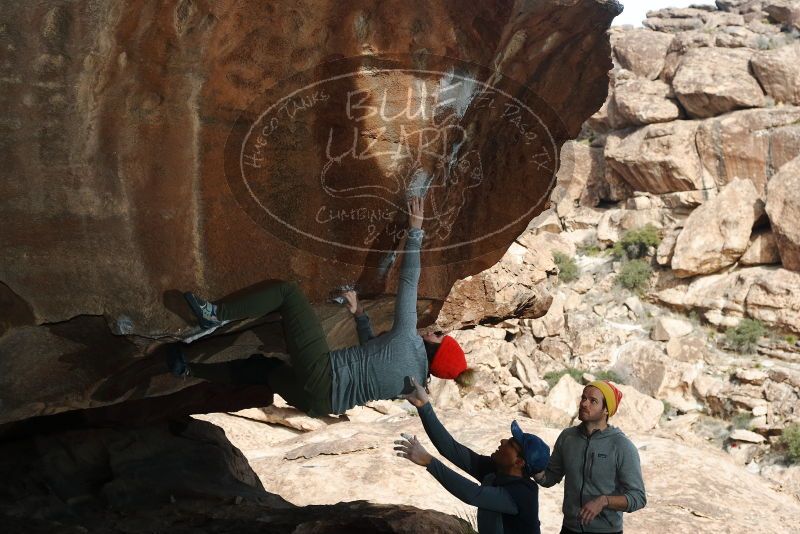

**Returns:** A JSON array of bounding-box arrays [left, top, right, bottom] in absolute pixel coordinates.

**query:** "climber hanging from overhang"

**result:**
[[165, 195, 475, 416]]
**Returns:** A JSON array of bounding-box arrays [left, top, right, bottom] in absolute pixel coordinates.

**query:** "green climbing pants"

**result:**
[[189, 281, 332, 416]]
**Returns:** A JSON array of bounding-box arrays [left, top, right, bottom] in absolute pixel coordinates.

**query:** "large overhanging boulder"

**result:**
[[0, 0, 621, 425]]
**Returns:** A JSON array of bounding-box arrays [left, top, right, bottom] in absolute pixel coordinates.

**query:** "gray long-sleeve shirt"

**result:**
[[418, 403, 541, 534], [328, 228, 428, 414], [538, 424, 646, 533]]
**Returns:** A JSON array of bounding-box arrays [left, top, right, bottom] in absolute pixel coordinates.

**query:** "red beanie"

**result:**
[[429, 335, 467, 379]]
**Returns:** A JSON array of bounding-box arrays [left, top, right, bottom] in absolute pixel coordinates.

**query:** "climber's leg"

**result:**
[[265, 362, 312, 413], [217, 282, 331, 415], [191, 281, 332, 415], [187, 354, 282, 385]]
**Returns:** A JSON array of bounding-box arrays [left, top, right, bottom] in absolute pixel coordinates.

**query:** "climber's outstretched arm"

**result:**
[[392, 196, 425, 333]]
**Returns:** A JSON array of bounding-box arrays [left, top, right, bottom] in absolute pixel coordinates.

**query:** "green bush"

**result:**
[[553, 251, 579, 283], [543, 367, 583, 388], [756, 35, 774, 50], [611, 224, 661, 260], [616, 259, 653, 292], [579, 244, 603, 257], [786, 334, 798, 346], [781, 423, 800, 464], [725, 319, 766, 353], [731, 412, 752, 430]]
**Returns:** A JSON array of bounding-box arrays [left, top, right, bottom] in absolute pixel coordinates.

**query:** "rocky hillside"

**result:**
[[432, 0, 800, 506]]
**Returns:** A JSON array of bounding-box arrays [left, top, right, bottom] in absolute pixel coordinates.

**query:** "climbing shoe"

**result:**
[[183, 291, 221, 329]]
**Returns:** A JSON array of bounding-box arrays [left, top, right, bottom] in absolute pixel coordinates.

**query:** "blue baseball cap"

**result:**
[[511, 420, 550, 477]]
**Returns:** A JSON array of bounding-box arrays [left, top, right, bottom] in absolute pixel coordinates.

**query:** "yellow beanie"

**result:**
[[588, 380, 623, 417]]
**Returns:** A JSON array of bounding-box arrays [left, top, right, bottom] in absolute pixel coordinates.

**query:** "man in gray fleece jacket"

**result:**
[[534, 380, 646, 534]]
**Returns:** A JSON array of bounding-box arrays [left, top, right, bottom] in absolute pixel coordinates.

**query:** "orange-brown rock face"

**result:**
[[0, 0, 619, 424]]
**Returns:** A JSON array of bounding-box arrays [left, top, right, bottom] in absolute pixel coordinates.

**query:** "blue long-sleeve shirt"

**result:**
[[418, 403, 542, 534], [328, 228, 428, 414]]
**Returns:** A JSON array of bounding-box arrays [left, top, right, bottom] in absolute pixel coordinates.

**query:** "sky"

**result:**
[[613, 0, 717, 27]]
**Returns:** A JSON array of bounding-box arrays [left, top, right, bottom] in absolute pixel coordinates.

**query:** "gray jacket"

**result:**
[[328, 228, 428, 414], [538, 424, 646, 533]]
